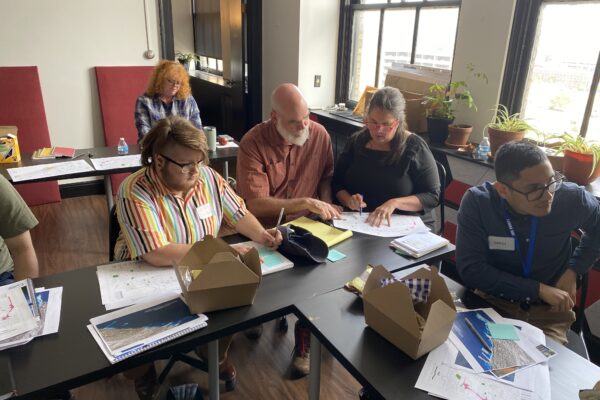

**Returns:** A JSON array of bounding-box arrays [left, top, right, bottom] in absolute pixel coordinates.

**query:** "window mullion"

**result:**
[[580, 51, 600, 138], [374, 9, 385, 87], [410, 6, 421, 64]]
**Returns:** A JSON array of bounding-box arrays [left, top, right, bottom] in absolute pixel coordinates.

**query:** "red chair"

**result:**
[[95, 66, 153, 195], [0, 66, 60, 205]]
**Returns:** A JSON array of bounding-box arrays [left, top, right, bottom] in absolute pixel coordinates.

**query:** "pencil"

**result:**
[[465, 317, 492, 353], [276, 207, 285, 228], [358, 194, 363, 217]]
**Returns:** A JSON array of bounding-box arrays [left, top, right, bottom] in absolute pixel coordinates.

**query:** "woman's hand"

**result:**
[[260, 228, 283, 250], [365, 200, 397, 227], [346, 193, 367, 212], [231, 243, 254, 255]]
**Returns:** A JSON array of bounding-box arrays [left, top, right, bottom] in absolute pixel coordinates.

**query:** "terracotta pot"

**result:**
[[487, 126, 526, 158], [447, 124, 473, 146], [427, 117, 454, 144], [563, 150, 600, 185]]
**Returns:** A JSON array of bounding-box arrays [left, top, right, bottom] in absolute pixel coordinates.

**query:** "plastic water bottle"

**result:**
[[477, 137, 490, 160], [117, 137, 128, 155]]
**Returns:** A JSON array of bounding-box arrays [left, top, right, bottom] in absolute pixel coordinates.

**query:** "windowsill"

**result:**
[[189, 70, 232, 88]]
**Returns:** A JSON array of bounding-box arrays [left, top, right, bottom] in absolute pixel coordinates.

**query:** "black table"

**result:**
[[296, 286, 600, 400], [0, 143, 239, 209], [8, 233, 454, 400]]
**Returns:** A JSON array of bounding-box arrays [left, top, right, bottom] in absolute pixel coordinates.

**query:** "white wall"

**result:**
[[0, 0, 161, 150], [298, 0, 339, 109], [451, 0, 517, 142], [172, 0, 195, 54], [261, 0, 301, 119]]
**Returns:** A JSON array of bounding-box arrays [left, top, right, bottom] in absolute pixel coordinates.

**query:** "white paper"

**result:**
[[7, 159, 94, 182], [0, 281, 39, 341], [35, 287, 63, 335], [216, 142, 238, 149], [90, 154, 142, 171], [96, 260, 182, 310], [332, 212, 430, 237]]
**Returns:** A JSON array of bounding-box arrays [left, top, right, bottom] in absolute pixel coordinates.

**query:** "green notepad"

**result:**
[[487, 322, 519, 340], [327, 249, 347, 262]]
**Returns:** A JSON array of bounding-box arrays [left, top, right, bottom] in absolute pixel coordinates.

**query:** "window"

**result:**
[[502, 1, 600, 140], [337, 0, 461, 103]]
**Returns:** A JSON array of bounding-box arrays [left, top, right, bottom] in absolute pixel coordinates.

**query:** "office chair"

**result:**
[[108, 206, 236, 391], [435, 161, 447, 236]]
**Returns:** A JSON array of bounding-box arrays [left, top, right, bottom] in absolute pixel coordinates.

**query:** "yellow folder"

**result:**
[[286, 216, 353, 248]]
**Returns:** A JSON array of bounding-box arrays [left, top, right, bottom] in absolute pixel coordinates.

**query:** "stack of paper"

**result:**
[[96, 261, 182, 310], [238, 241, 294, 275], [288, 216, 353, 247], [415, 308, 553, 400], [390, 232, 449, 258], [87, 294, 208, 364]]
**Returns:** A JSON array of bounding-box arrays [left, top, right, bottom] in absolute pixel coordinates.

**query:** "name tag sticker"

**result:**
[[488, 236, 515, 251], [196, 204, 212, 219]]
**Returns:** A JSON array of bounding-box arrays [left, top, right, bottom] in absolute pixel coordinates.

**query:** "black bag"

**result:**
[[277, 224, 328, 263]]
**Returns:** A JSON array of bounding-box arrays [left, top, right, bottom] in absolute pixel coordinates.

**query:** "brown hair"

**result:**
[[358, 86, 410, 165], [140, 116, 208, 166], [145, 60, 192, 99]]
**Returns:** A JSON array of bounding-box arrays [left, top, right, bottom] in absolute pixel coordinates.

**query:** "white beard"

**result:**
[[276, 120, 309, 146]]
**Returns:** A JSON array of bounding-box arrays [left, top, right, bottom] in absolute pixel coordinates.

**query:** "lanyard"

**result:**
[[501, 200, 538, 278]]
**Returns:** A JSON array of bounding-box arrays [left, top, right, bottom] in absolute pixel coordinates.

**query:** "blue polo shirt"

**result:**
[[456, 181, 600, 302]]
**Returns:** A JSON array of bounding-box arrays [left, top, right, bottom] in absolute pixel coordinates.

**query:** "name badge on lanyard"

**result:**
[[502, 199, 538, 278], [488, 236, 515, 251]]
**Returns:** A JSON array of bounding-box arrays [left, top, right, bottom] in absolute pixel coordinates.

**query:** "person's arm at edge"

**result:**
[[134, 97, 152, 141], [5, 231, 39, 280], [234, 212, 281, 249], [187, 96, 203, 129], [141, 243, 194, 267]]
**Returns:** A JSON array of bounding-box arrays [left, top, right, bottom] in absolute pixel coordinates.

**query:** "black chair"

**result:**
[[435, 161, 447, 236], [108, 205, 236, 391]]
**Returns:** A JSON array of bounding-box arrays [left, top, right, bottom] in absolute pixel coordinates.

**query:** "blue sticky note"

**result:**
[[327, 249, 347, 262], [487, 322, 519, 340]]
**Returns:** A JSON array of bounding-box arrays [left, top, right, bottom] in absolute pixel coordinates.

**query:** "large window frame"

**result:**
[[500, 0, 600, 138], [335, 0, 461, 105]]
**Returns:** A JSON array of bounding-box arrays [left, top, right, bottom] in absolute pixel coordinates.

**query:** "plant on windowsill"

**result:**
[[556, 132, 600, 185], [485, 104, 533, 159], [532, 130, 564, 172], [175, 51, 201, 73]]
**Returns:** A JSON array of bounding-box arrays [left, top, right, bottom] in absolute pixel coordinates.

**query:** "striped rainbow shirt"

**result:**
[[114, 165, 247, 261]]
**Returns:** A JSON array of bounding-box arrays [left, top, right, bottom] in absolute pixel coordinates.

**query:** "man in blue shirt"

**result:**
[[456, 141, 600, 343]]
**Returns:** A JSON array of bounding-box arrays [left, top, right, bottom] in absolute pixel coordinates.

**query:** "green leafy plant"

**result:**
[[557, 132, 600, 176], [422, 81, 476, 120], [175, 51, 200, 64], [486, 104, 533, 132]]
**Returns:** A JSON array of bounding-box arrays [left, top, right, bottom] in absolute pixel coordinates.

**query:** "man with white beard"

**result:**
[[236, 83, 341, 375]]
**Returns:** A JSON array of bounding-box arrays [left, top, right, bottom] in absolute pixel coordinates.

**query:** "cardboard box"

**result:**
[[362, 265, 456, 360], [0, 126, 20, 163], [174, 235, 262, 314]]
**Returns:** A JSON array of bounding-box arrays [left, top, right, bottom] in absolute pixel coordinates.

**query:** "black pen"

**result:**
[[465, 318, 492, 353]]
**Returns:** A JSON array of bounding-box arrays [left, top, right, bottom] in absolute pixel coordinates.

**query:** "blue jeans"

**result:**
[[0, 271, 15, 286]]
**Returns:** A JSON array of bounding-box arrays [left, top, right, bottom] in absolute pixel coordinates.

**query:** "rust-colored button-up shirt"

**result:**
[[236, 119, 334, 224]]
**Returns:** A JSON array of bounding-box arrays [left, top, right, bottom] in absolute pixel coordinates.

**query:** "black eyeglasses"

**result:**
[[159, 154, 203, 174], [500, 172, 564, 201]]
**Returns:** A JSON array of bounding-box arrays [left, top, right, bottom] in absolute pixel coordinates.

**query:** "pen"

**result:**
[[276, 207, 285, 228], [71, 152, 86, 160], [359, 194, 363, 217], [465, 317, 492, 353]]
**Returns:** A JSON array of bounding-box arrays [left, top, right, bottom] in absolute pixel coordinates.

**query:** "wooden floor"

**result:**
[[29, 195, 362, 400]]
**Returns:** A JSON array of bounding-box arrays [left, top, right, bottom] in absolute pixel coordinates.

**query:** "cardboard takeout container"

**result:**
[[174, 236, 262, 314]]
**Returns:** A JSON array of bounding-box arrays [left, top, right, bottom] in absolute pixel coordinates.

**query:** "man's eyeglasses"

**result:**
[[500, 172, 564, 201], [160, 154, 203, 174], [366, 120, 398, 132], [166, 78, 182, 87]]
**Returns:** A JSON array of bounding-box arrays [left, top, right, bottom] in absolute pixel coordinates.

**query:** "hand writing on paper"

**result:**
[[346, 193, 367, 212], [365, 200, 396, 227], [539, 283, 574, 312], [261, 228, 283, 250], [305, 198, 342, 221]]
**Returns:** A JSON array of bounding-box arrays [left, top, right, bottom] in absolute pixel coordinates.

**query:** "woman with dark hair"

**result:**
[[134, 60, 202, 141], [332, 86, 440, 227]]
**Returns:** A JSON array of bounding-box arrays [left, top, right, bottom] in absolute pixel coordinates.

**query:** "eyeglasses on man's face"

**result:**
[[366, 120, 398, 133], [500, 172, 564, 201], [160, 153, 203, 174]]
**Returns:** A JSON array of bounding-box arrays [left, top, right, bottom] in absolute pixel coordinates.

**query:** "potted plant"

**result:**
[[534, 131, 564, 172], [557, 133, 600, 185], [175, 51, 200, 73], [485, 104, 533, 158], [422, 81, 476, 145]]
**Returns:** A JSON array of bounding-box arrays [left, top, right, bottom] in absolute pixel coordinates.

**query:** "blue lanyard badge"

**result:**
[[501, 200, 538, 278]]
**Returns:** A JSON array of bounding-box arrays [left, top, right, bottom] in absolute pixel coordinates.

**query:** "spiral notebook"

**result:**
[[87, 293, 208, 364]]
